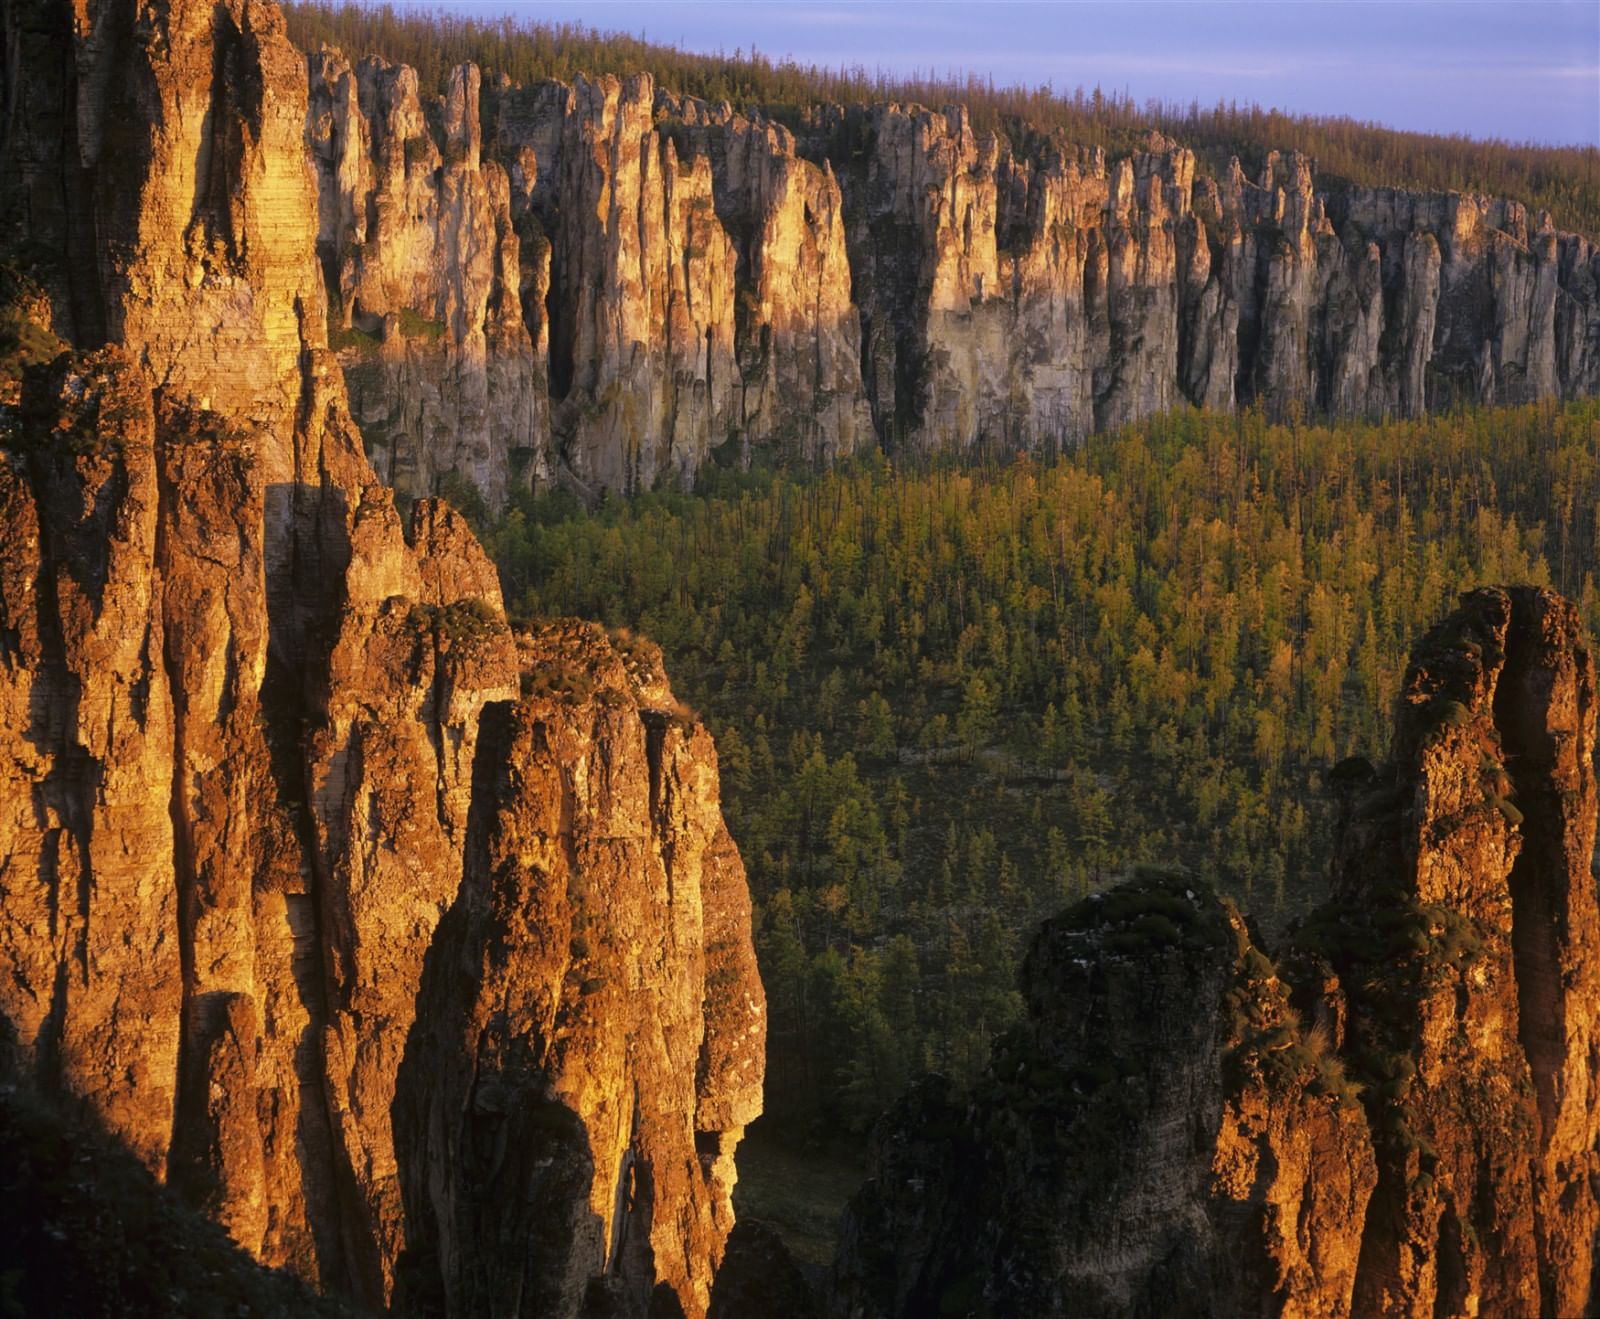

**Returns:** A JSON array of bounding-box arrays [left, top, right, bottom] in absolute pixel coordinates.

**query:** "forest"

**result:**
[[283, 2, 1600, 237], [463, 400, 1600, 1138]]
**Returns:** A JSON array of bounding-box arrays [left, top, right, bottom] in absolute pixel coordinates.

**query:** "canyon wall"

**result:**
[[299, 55, 1600, 507], [0, 2, 763, 1316], [832, 585, 1600, 1318]]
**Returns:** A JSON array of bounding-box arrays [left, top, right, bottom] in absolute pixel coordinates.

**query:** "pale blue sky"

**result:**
[[438, 1, 1600, 145]]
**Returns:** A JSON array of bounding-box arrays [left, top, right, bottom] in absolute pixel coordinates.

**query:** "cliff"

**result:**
[[0, 3, 763, 1316], [306, 52, 547, 510], [293, 51, 1599, 506], [832, 585, 1600, 1318]]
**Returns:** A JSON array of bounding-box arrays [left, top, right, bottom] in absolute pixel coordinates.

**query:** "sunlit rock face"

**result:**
[[0, 3, 764, 1316], [480, 72, 874, 495], [295, 45, 1599, 501], [306, 51, 548, 512], [832, 586, 1600, 1319], [393, 622, 764, 1319], [833, 114, 1600, 453], [1324, 586, 1600, 1319]]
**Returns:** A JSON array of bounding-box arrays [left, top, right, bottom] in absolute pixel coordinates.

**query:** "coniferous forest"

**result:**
[[469, 400, 1600, 1136]]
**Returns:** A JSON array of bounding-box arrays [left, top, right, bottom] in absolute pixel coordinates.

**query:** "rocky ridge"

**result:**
[[306, 52, 547, 510], [832, 586, 1600, 1318], [299, 54, 1600, 506], [0, 2, 763, 1316]]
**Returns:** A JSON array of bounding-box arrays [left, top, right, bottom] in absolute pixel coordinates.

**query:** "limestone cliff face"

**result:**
[[295, 50, 1600, 498], [484, 72, 872, 494], [835, 112, 1600, 451], [393, 623, 763, 1319], [0, 3, 764, 1317], [832, 586, 1600, 1318], [542, 73, 741, 495], [486, 71, 873, 492], [660, 93, 874, 467], [306, 51, 547, 510], [835, 109, 1210, 447]]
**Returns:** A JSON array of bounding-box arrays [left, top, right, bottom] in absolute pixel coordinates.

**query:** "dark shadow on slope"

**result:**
[[0, 1021, 356, 1319], [260, 478, 363, 1298]]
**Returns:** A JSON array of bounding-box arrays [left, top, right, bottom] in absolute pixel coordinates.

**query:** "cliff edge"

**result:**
[[291, 47, 1600, 506], [0, 2, 764, 1315]]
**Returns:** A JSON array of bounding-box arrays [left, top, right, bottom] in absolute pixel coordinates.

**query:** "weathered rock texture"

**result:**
[[1312, 586, 1600, 1319], [832, 586, 1600, 1318], [0, 3, 764, 1317], [306, 51, 547, 511], [393, 623, 763, 1319], [295, 49, 1599, 504], [829, 875, 1377, 1318]]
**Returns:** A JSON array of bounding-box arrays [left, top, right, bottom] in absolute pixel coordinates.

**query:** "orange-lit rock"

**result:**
[[0, 3, 765, 1316], [1319, 586, 1600, 1317], [394, 622, 764, 1318], [306, 51, 548, 510]]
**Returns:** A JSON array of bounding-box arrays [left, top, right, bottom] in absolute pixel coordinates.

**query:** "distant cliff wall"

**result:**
[[298, 55, 1600, 506]]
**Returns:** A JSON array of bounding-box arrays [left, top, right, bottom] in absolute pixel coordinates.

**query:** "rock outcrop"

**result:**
[[830, 874, 1377, 1318], [708, 1219, 823, 1319], [1308, 585, 1600, 1318], [393, 622, 763, 1319], [832, 586, 1600, 1318], [0, 3, 764, 1316], [293, 48, 1599, 504], [306, 51, 547, 511], [830, 112, 1599, 451]]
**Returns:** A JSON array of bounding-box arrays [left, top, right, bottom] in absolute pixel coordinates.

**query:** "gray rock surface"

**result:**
[[298, 55, 1600, 505]]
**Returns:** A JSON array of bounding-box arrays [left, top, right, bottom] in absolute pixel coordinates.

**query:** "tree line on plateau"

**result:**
[[286, 2, 1600, 240]]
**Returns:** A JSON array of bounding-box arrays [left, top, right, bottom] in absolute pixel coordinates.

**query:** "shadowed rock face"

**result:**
[[0, 3, 764, 1316], [832, 586, 1600, 1319], [295, 49, 1599, 504]]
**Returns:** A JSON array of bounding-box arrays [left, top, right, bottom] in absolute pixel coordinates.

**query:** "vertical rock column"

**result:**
[[1313, 586, 1599, 1318], [700, 105, 874, 463], [306, 52, 546, 511], [0, 363, 182, 1175], [540, 74, 738, 493], [2, 5, 770, 1316], [1480, 590, 1600, 1318], [393, 623, 764, 1319]]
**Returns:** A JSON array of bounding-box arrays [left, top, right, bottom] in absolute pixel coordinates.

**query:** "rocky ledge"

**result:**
[[297, 49, 1599, 506]]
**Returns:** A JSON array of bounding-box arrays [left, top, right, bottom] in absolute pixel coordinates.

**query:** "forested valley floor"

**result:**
[[469, 401, 1599, 1153]]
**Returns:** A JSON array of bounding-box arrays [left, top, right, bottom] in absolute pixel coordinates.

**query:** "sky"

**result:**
[[439, 1, 1600, 146]]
